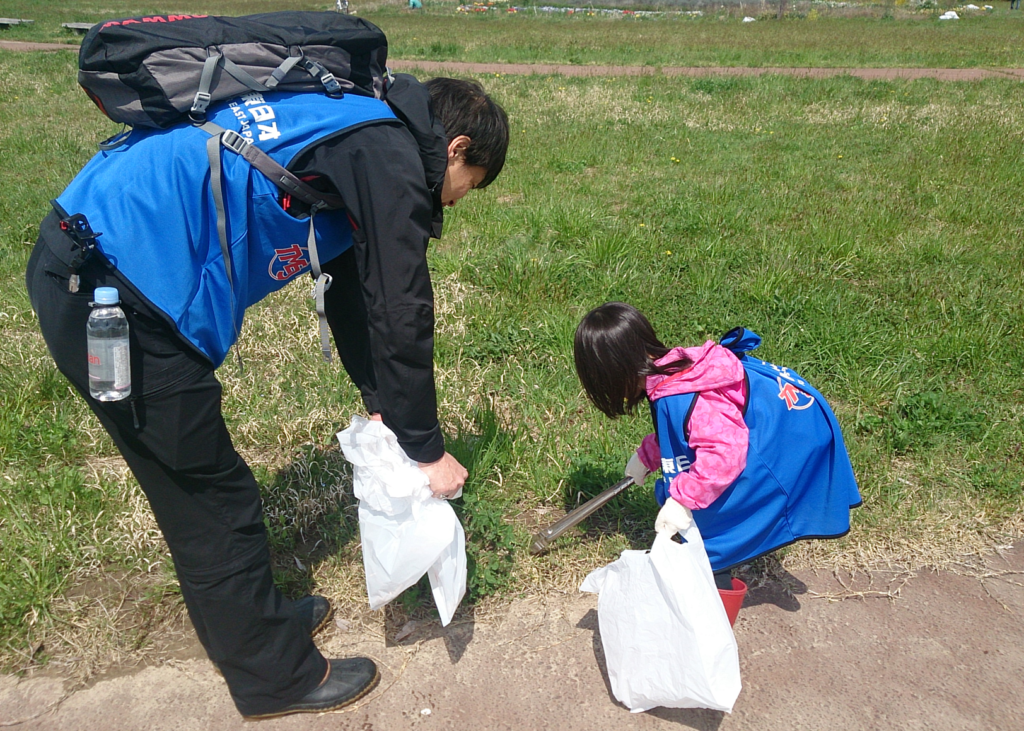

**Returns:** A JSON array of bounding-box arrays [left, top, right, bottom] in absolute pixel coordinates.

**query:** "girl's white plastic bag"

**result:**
[[580, 526, 741, 713], [337, 415, 466, 625]]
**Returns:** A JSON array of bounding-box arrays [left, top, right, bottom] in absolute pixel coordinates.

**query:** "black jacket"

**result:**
[[289, 74, 448, 463]]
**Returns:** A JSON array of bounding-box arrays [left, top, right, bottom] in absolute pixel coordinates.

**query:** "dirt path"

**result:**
[[2, 41, 1022, 80], [3, 544, 1021, 730]]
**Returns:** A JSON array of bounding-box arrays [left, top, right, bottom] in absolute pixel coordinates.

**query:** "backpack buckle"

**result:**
[[57, 211, 102, 270], [190, 90, 213, 116], [220, 129, 250, 154], [311, 272, 333, 298], [320, 72, 343, 97]]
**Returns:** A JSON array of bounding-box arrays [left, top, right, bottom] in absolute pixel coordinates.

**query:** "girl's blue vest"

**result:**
[[57, 91, 397, 366], [652, 329, 862, 571]]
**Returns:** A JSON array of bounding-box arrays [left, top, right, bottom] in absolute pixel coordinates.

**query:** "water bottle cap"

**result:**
[[93, 287, 120, 305]]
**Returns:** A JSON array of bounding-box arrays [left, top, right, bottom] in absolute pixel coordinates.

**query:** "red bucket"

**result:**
[[718, 578, 747, 627]]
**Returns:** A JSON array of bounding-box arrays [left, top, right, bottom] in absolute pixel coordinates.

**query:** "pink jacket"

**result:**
[[636, 342, 749, 511]]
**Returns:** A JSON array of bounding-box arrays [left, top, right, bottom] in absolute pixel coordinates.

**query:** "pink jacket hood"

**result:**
[[646, 341, 745, 400]]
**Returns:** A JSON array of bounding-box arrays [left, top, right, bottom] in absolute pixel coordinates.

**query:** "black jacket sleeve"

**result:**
[[291, 121, 445, 463]]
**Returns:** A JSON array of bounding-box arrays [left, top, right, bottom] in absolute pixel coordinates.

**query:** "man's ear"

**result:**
[[447, 135, 472, 162]]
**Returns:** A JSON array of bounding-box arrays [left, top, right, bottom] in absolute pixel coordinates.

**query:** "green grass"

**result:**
[[1, 0, 1024, 67], [1, 7, 1024, 669], [382, 9, 1024, 68]]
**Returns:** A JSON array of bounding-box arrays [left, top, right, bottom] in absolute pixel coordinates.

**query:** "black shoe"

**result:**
[[295, 595, 334, 638], [245, 658, 380, 719]]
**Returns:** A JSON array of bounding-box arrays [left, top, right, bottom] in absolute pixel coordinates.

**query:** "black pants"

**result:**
[[25, 214, 326, 716], [714, 569, 735, 591]]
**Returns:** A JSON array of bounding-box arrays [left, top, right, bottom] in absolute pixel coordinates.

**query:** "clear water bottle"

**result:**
[[87, 287, 131, 401]]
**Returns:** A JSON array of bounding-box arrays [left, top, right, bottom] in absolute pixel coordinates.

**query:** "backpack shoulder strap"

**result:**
[[199, 121, 345, 363], [198, 122, 344, 209]]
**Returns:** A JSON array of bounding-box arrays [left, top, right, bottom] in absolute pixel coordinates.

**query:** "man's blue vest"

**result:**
[[653, 329, 862, 571], [57, 91, 397, 366]]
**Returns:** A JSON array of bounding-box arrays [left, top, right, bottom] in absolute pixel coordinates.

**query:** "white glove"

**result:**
[[655, 498, 694, 535], [624, 452, 649, 486]]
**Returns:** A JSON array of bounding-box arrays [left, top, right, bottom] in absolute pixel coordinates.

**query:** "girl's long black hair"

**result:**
[[573, 302, 693, 418]]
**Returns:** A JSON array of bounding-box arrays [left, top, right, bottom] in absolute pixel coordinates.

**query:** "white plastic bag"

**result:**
[[580, 526, 741, 713], [337, 415, 466, 625]]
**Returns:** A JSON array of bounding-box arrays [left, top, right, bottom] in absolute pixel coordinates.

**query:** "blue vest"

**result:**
[[653, 329, 862, 571], [57, 91, 397, 366]]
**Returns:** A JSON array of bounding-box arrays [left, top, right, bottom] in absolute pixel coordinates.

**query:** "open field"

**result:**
[[1, 0, 1024, 67], [1, 3, 1023, 678]]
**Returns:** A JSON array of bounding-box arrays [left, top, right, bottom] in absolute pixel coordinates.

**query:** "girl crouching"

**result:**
[[574, 302, 861, 590]]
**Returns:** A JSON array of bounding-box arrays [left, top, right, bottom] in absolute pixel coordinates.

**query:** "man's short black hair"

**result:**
[[425, 77, 509, 188]]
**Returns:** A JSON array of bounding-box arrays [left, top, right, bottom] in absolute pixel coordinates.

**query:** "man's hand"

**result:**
[[418, 452, 468, 499], [655, 498, 694, 535], [369, 414, 465, 499]]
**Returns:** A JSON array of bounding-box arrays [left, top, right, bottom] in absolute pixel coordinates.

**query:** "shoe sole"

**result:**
[[310, 602, 334, 638], [243, 666, 381, 720]]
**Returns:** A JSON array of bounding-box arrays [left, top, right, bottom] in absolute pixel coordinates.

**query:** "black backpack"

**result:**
[[78, 11, 390, 128], [75, 11, 393, 363]]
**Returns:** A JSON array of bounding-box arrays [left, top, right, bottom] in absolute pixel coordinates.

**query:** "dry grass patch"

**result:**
[[525, 83, 674, 126], [801, 96, 1024, 132]]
